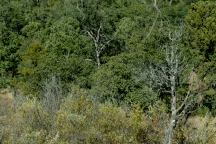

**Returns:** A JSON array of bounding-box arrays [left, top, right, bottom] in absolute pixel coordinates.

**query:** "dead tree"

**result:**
[[86, 24, 111, 68], [149, 28, 201, 144], [164, 30, 183, 144]]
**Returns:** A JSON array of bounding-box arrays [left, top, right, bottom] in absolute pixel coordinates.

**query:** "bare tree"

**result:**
[[149, 27, 203, 144], [86, 24, 111, 68], [163, 30, 184, 144], [42, 76, 63, 115]]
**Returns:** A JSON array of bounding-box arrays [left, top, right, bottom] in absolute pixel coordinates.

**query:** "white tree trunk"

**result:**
[[165, 75, 177, 144], [96, 50, 101, 68]]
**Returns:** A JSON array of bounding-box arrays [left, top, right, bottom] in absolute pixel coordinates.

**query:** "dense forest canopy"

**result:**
[[0, 0, 216, 143]]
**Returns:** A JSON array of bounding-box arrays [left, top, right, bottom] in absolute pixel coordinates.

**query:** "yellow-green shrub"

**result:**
[[56, 95, 148, 144]]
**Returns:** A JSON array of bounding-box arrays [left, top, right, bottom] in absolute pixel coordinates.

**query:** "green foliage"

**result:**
[[185, 1, 216, 115], [185, 1, 216, 61], [91, 54, 134, 102], [17, 16, 95, 95], [91, 52, 157, 108], [0, 0, 216, 143]]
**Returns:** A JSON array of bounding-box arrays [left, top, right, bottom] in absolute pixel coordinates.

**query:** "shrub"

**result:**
[[56, 93, 148, 144]]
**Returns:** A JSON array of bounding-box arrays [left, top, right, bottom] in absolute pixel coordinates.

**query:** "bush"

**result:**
[[183, 115, 216, 144], [2, 88, 214, 144], [56, 93, 149, 144]]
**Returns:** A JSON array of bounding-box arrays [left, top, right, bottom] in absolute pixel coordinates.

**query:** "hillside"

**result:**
[[0, 0, 216, 143]]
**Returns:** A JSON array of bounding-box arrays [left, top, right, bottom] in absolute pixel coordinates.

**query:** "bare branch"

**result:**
[[96, 24, 102, 42], [85, 24, 111, 68], [153, 0, 160, 12], [176, 91, 191, 113], [169, 0, 173, 6], [144, 0, 161, 42], [144, 13, 159, 42], [86, 30, 96, 43]]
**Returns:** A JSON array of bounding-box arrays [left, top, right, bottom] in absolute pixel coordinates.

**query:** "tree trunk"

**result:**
[[165, 75, 177, 144], [166, 98, 176, 144], [96, 50, 100, 68]]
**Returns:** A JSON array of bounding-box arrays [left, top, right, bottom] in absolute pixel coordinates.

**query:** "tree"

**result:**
[[162, 30, 185, 144], [91, 53, 136, 102], [17, 16, 95, 96], [0, 1, 26, 87], [185, 1, 216, 115], [86, 24, 111, 68], [150, 28, 204, 144]]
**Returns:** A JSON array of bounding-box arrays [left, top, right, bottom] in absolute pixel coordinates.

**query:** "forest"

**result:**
[[0, 0, 216, 143]]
